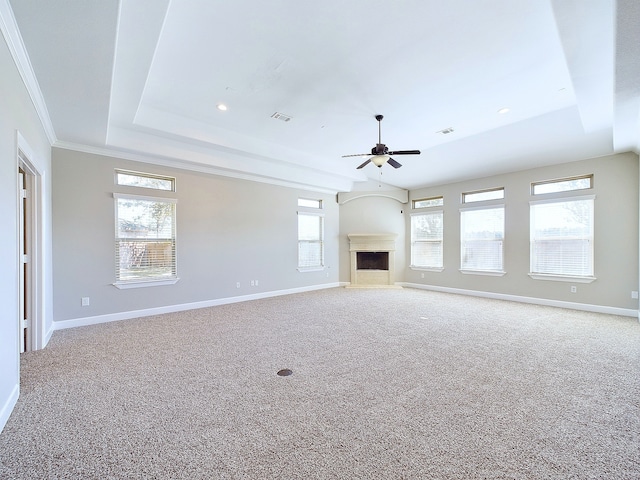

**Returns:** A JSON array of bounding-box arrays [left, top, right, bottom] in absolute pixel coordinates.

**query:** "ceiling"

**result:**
[[6, 0, 640, 193]]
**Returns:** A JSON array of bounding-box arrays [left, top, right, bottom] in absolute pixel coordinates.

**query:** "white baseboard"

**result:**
[[401, 282, 639, 318], [51, 281, 640, 331], [43, 323, 54, 347], [0, 383, 19, 434], [53, 282, 343, 331]]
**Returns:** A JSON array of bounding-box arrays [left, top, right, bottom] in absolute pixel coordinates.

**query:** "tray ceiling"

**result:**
[[6, 0, 640, 192]]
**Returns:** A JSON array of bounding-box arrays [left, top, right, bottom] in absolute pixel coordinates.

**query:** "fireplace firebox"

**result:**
[[356, 251, 389, 270]]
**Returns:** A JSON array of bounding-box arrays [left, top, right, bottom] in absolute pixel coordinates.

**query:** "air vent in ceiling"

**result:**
[[437, 127, 454, 135], [271, 112, 292, 122]]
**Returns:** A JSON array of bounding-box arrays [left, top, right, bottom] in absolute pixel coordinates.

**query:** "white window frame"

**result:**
[[298, 198, 322, 209], [528, 194, 596, 283], [412, 196, 444, 209], [531, 174, 593, 196], [115, 169, 176, 191], [297, 204, 325, 272], [113, 193, 179, 289], [410, 210, 444, 271], [459, 204, 505, 276], [462, 187, 504, 204]]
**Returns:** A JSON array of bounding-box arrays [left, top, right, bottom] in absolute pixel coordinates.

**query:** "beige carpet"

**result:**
[[1, 288, 639, 479]]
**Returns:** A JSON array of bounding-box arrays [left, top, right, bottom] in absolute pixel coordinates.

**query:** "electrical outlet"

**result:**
[[81, 297, 90, 307], [255, 280, 259, 286], [570, 286, 577, 293], [250, 280, 255, 287], [236, 282, 240, 288], [632, 291, 638, 299]]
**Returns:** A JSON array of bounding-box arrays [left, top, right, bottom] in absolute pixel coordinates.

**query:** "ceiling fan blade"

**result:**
[[387, 158, 402, 169], [344, 115, 419, 164], [387, 149, 421, 155]]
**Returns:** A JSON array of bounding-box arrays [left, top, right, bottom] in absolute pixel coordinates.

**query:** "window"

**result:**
[[114, 194, 177, 286], [462, 187, 504, 204], [298, 198, 322, 209], [413, 196, 443, 209], [115, 169, 175, 191], [530, 196, 594, 279], [298, 213, 324, 269], [411, 211, 443, 269], [532, 175, 592, 195], [412, 195, 444, 270], [460, 206, 504, 273], [297, 198, 324, 270]]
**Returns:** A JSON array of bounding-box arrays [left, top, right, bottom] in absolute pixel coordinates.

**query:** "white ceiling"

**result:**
[[7, 0, 640, 193]]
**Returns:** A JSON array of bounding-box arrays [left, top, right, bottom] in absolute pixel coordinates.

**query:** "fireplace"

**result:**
[[347, 233, 399, 288]]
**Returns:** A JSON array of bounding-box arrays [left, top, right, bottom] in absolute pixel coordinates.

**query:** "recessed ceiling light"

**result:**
[[497, 107, 510, 114], [217, 103, 228, 111]]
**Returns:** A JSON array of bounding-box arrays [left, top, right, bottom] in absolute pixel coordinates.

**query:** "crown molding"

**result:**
[[0, 0, 56, 145]]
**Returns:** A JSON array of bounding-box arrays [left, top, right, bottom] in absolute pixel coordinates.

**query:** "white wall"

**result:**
[[0, 19, 52, 431], [51, 148, 340, 325], [403, 153, 639, 313]]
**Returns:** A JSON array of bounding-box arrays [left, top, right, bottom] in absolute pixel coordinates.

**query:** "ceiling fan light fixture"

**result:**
[[371, 155, 389, 167]]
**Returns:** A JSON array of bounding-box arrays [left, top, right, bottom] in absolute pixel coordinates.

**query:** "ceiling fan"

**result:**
[[342, 114, 421, 169]]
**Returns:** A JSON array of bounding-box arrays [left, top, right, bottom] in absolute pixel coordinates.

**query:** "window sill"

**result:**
[[113, 278, 180, 289], [459, 269, 506, 277], [410, 266, 444, 272], [297, 266, 324, 273], [528, 273, 596, 283]]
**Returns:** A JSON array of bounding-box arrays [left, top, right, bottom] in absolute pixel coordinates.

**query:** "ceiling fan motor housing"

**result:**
[[371, 143, 388, 155]]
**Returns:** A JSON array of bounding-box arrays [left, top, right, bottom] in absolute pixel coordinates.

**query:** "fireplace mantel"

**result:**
[[348, 233, 397, 253], [347, 233, 401, 288]]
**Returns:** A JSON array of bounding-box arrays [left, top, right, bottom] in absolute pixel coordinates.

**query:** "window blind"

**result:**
[[411, 211, 443, 268], [530, 197, 593, 276], [298, 213, 324, 268], [115, 196, 177, 282], [460, 206, 504, 272]]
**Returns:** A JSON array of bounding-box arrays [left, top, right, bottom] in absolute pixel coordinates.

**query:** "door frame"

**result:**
[[16, 132, 44, 351]]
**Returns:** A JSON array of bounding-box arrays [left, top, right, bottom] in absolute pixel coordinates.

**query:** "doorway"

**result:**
[[17, 138, 42, 352]]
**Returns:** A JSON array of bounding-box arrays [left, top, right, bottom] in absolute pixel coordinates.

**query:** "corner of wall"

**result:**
[[0, 383, 19, 434]]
